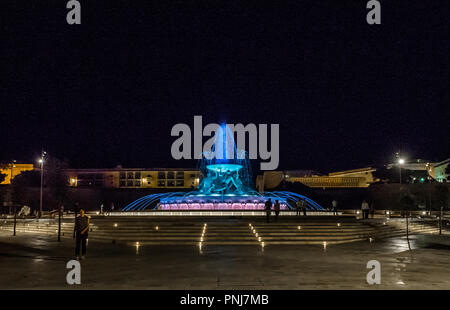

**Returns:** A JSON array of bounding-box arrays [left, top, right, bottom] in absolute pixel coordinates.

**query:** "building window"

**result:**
[[127, 180, 133, 187], [157, 181, 165, 187], [127, 172, 134, 179], [120, 172, 126, 179], [167, 180, 175, 186], [176, 172, 184, 179], [157, 172, 165, 179], [167, 172, 175, 179], [135, 181, 141, 186], [176, 180, 184, 187], [135, 172, 141, 179], [120, 181, 125, 187]]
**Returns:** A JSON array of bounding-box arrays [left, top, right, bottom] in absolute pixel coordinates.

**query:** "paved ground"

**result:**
[[0, 231, 449, 289]]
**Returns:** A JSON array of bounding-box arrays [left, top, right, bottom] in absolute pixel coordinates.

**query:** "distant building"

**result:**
[[258, 167, 377, 190], [0, 163, 34, 185], [431, 158, 449, 183], [387, 158, 433, 173], [387, 158, 450, 183], [64, 167, 201, 189]]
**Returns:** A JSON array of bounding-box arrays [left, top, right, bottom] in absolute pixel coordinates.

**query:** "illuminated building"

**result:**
[[258, 167, 377, 190], [64, 167, 201, 189], [432, 158, 449, 183], [387, 158, 450, 183], [0, 163, 34, 185]]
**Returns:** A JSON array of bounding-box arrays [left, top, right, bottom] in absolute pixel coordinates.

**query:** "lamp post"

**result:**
[[12, 160, 17, 234], [10, 160, 16, 184], [398, 158, 405, 184], [8, 160, 16, 215], [39, 150, 46, 218]]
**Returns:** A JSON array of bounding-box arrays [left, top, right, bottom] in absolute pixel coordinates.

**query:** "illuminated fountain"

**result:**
[[123, 124, 324, 211]]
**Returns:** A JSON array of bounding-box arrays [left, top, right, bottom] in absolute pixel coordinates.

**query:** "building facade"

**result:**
[[432, 158, 450, 182], [64, 167, 201, 189], [258, 167, 377, 190], [0, 163, 34, 185]]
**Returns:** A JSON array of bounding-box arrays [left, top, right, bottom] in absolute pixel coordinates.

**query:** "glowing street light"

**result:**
[[38, 150, 47, 218], [397, 156, 405, 184]]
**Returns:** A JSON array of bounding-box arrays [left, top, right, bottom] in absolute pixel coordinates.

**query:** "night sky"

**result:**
[[1, 0, 448, 173]]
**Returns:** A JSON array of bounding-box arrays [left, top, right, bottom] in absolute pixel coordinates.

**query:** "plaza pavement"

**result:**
[[0, 230, 449, 289]]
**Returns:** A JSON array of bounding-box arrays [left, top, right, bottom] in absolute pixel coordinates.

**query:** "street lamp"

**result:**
[[10, 160, 16, 235], [398, 158, 405, 184], [10, 160, 16, 184], [38, 150, 46, 218]]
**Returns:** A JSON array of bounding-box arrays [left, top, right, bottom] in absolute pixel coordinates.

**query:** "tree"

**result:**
[[11, 156, 71, 211], [0, 172, 6, 184], [43, 156, 71, 210], [434, 184, 449, 211], [399, 193, 415, 210]]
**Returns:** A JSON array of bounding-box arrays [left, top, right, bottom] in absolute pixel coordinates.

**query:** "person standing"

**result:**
[[369, 201, 375, 219], [296, 200, 302, 216], [265, 198, 272, 223], [332, 200, 338, 216], [361, 200, 369, 219], [74, 209, 90, 260], [274, 200, 280, 222]]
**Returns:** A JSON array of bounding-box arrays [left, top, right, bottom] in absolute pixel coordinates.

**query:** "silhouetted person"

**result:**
[[265, 198, 272, 223], [274, 200, 280, 222], [370, 201, 375, 218], [296, 200, 302, 216], [361, 200, 369, 219], [74, 209, 90, 260], [332, 200, 338, 216]]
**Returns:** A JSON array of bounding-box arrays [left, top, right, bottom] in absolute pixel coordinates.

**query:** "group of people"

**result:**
[[264, 198, 309, 222], [328, 199, 375, 219], [264, 198, 281, 222]]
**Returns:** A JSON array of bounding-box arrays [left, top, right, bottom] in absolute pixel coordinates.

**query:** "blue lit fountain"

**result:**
[[122, 124, 324, 211]]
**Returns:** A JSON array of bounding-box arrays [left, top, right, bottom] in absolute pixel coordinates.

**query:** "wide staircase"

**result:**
[[0, 216, 441, 246]]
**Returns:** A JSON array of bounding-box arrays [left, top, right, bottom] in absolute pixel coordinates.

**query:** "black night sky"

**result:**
[[1, 1, 448, 173]]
